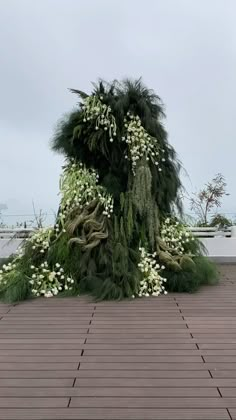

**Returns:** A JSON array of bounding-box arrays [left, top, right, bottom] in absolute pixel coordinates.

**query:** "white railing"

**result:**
[[0, 229, 35, 259], [189, 227, 232, 238], [0, 228, 34, 239], [189, 226, 236, 259], [1, 227, 236, 260]]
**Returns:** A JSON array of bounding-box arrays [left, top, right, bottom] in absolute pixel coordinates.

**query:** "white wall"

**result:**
[[201, 237, 236, 257], [0, 239, 24, 258]]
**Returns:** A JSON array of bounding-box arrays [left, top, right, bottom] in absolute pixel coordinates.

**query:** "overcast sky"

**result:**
[[0, 0, 235, 225]]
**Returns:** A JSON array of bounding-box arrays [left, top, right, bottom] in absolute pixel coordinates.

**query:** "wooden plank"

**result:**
[[83, 349, 200, 356], [0, 363, 78, 371], [83, 343, 198, 349], [88, 329, 190, 333], [0, 408, 229, 419], [0, 345, 84, 350], [75, 378, 236, 387], [70, 397, 236, 408], [86, 338, 195, 343], [0, 386, 218, 397], [0, 356, 82, 363], [0, 370, 211, 379], [0, 378, 73, 387], [220, 389, 236, 397], [211, 371, 236, 378], [79, 356, 203, 363], [82, 355, 203, 362], [199, 344, 236, 349], [0, 350, 82, 356], [77, 370, 210, 378], [203, 357, 236, 363], [79, 362, 236, 371], [0, 398, 69, 407]]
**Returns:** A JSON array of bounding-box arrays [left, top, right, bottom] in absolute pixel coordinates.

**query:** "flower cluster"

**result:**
[[122, 113, 165, 174], [81, 95, 117, 142], [161, 218, 195, 254], [137, 247, 167, 297], [59, 160, 114, 225], [29, 262, 74, 298], [0, 261, 17, 285], [28, 227, 54, 254]]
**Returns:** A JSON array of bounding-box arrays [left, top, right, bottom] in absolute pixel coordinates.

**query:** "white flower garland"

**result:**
[[161, 218, 195, 254], [58, 161, 113, 230], [136, 247, 167, 297], [29, 262, 74, 298], [122, 113, 165, 174], [28, 227, 54, 253], [81, 95, 117, 142], [0, 261, 17, 286]]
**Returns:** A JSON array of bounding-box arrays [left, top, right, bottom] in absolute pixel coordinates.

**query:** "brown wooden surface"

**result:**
[[0, 264, 235, 419]]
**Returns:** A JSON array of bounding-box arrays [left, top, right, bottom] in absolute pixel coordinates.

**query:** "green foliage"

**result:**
[[0, 271, 31, 303], [210, 214, 233, 229], [165, 256, 219, 293]]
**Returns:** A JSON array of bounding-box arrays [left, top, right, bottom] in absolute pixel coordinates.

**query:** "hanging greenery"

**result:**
[[0, 78, 218, 302]]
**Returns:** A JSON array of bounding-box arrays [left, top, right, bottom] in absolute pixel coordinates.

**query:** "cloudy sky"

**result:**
[[0, 0, 235, 225]]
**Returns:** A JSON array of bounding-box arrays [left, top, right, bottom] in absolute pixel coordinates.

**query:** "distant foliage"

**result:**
[[190, 173, 229, 226]]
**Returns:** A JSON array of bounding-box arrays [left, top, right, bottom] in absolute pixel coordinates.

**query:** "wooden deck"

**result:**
[[0, 265, 235, 419]]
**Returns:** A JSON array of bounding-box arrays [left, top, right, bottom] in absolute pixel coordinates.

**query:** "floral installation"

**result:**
[[0, 79, 218, 302]]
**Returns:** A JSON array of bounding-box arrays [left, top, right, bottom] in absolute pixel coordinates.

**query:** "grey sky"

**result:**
[[0, 0, 235, 224]]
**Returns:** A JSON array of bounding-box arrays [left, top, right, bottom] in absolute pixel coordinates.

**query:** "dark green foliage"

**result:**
[[165, 256, 219, 293], [0, 271, 31, 303], [210, 214, 233, 229]]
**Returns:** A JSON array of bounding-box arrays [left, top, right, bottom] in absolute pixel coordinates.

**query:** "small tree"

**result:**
[[32, 201, 47, 229], [190, 173, 229, 226]]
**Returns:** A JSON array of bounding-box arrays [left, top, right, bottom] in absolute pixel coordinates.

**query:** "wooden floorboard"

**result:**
[[0, 264, 235, 419]]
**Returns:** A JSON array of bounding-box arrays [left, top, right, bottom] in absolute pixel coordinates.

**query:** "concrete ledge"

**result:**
[[210, 256, 236, 264], [201, 237, 236, 258]]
